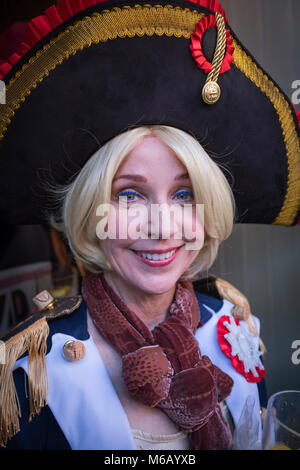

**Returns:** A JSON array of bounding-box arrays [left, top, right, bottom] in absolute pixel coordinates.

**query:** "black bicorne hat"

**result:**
[[0, 0, 299, 225]]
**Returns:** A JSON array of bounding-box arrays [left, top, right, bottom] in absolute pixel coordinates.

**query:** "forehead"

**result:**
[[114, 136, 188, 178]]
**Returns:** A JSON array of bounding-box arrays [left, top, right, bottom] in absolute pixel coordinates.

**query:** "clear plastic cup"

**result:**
[[262, 390, 300, 450]]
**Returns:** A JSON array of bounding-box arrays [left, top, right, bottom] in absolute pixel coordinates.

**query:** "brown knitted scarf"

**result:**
[[82, 271, 234, 450]]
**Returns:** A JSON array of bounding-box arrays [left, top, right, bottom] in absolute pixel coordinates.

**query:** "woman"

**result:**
[[54, 125, 236, 447], [0, 0, 299, 451], [0, 125, 265, 450]]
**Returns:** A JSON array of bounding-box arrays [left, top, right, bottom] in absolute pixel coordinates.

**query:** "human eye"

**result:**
[[115, 190, 143, 203], [174, 189, 194, 202]]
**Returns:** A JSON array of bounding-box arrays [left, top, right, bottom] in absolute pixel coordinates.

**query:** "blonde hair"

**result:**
[[48, 125, 235, 280]]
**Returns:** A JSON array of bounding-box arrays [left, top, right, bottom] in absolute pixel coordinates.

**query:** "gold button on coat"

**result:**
[[62, 340, 86, 362]]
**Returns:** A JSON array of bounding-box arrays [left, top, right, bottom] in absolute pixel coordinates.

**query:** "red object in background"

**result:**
[[0, 0, 108, 78], [297, 111, 300, 225], [0, 22, 27, 65]]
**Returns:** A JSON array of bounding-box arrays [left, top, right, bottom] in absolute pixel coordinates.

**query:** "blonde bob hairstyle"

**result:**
[[49, 125, 235, 281]]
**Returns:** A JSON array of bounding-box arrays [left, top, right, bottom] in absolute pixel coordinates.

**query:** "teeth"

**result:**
[[136, 249, 176, 261]]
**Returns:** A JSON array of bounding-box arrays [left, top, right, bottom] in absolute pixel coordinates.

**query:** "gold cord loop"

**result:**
[[202, 12, 227, 105]]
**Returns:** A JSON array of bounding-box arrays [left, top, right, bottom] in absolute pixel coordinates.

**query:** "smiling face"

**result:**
[[99, 135, 204, 296]]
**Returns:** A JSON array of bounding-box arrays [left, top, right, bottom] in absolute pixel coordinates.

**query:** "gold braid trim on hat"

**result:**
[[206, 13, 227, 83], [0, 317, 49, 447], [0, 4, 204, 142], [232, 41, 300, 226], [202, 12, 226, 104]]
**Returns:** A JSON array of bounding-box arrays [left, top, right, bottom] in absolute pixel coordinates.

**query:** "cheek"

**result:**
[[107, 205, 144, 242], [189, 246, 201, 263], [100, 239, 130, 274], [101, 238, 130, 257], [180, 206, 205, 250], [100, 209, 134, 257]]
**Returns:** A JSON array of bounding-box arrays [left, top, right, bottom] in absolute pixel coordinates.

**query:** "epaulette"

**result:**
[[0, 291, 82, 447], [193, 274, 267, 354]]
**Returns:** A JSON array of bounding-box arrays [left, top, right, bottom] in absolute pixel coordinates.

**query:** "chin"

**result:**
[[134, 271, 181, 295]]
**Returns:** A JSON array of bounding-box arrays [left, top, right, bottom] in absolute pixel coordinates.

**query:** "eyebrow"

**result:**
[[113, 172, 190, 182]]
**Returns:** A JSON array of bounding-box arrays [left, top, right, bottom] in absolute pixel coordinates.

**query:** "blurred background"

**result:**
[[0, 0, 299, 395]]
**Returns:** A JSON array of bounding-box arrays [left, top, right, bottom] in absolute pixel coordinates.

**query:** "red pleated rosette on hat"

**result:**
[[190, 13, 234, 75], [217, 315, 266, 383]]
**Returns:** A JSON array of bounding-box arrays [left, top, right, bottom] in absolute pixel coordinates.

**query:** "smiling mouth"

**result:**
[[130, 246, 183, 266], [134, 249, 176, 261]]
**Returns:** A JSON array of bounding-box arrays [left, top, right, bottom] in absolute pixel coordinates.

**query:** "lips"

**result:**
[[135, 248, 176, 261], [131, 245, 183, 267], [131, 245, 184, 254]]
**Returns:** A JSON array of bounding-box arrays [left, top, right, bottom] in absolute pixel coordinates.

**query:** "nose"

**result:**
[[142, 202, 184, 241]]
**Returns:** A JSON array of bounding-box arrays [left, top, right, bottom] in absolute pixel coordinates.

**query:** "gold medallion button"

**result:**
[[202, 81, 221, 104], [62, 340, 86, 362]]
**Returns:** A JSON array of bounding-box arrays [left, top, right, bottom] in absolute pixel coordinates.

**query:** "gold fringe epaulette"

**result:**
[[0, 294, 82, 447]]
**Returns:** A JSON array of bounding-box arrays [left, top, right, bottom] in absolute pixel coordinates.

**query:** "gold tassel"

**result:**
[[0, 317, 49, 447], [215, 278, 267, 355], [27, 320, 49, 422]]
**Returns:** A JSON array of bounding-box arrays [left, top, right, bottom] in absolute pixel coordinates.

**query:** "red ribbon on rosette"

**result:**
[[217, 315, 266, 383], [190, 14, 234, 75]]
